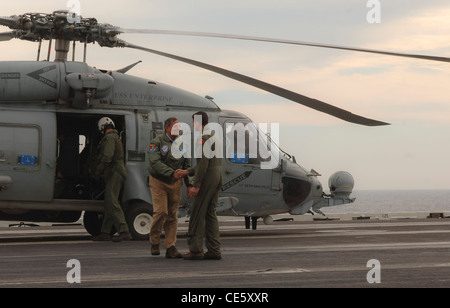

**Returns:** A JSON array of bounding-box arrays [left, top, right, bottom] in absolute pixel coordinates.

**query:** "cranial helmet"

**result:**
[[98, 117, 115, 133]]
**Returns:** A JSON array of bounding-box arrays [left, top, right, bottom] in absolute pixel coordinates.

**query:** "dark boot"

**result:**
[[91, 233, 111, 242], [166, 246, 182, 259], [112, 231, 132, 242], [182, 251, 205, 260], [151, 244, 160, 256], [203, 251, 222, 260]]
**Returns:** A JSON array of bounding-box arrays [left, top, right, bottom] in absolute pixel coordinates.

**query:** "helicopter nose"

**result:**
[[281, 162, 313, 209], [282, 176, 312, 209]]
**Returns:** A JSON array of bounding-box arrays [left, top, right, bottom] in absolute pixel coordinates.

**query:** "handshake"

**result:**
[[173, 169, 199, 198], [174, 169, 189, 180]]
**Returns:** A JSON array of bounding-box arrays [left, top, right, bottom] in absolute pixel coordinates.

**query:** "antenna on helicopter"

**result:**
[[37, 39, 42, 61]]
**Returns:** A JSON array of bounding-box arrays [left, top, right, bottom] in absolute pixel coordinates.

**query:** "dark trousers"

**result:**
[[101, 171, 128, 234], [187, 177, 221, 256]]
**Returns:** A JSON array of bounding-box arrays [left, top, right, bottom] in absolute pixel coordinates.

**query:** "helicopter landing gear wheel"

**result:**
[[263, 215, 274, 225], [126, 203, 153, 241], [83, 211, 103, 237]]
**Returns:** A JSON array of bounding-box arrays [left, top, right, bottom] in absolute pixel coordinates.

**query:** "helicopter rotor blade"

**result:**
[[120, 29, 450, 63], [124, 41, 389, 126], [0, 16, 19, 29], [0, 31, 15, 42]]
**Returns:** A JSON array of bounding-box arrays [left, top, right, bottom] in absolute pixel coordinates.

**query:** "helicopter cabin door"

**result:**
[[0, 110, 56, 202]]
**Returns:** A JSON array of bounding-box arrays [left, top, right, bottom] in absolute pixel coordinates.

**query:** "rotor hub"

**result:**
[[0, 11, 124, 47]]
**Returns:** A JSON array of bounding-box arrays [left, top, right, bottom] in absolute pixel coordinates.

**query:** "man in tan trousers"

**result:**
[[148, 117, 192, 258]]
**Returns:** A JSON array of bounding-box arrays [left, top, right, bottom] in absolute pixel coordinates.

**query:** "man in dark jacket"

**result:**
[[183, 111, 223, 260], [148, 117, 192, 258], [92, 117, 131, 242]]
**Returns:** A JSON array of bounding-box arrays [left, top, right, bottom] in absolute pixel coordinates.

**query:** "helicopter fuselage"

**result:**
[[0, 60, 355, 238]]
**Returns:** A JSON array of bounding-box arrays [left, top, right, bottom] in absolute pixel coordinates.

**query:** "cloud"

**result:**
[[374, 7, 450, 52]]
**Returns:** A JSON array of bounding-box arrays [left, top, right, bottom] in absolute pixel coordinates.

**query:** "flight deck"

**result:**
[[1, 214, 450, 289]]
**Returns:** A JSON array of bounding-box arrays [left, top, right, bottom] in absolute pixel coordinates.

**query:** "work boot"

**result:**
[[91, 233, 111, 242], [203, 251, 222, 260], [182, 251, 205, 260], [165, 246, 182, 259], [112, 231, 132, 242], [151, 244, 160, 256]]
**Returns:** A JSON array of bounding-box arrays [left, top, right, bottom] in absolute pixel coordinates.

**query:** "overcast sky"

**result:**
[[2, 0, 450, 190]]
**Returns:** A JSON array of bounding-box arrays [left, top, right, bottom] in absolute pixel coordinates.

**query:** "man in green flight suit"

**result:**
[[92, 117, 131, 242], [183, 111, 223, 260], [148, 117, 193, 258]]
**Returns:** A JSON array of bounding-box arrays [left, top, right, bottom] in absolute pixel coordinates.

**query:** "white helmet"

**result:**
[[98, 117, 115, 133]]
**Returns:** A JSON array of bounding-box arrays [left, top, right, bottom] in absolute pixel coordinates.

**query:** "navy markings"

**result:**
[[27, 65, 57, 89]]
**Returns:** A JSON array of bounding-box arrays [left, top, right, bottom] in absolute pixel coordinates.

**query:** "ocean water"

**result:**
[[322, 190, 450, 214]]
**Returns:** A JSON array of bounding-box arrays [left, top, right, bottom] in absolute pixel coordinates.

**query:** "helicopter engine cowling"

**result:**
[[66, 72, 114, 109], [328, 171, 354, 199], [0, 61, 61, 102], [0, 61, 114, 108]]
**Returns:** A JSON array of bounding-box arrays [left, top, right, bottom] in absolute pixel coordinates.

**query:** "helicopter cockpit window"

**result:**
[[224, 121, 273, 165]]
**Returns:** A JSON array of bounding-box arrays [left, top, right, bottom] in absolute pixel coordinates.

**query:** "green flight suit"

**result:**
[[95, 129, 129, 234], [187, 131, 223, 256]]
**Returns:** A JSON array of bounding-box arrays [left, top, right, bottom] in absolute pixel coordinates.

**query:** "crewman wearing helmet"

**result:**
[[91, 117, 131, 242]]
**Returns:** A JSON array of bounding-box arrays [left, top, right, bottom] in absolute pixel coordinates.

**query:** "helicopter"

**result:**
[[2, 10, 440, 240]]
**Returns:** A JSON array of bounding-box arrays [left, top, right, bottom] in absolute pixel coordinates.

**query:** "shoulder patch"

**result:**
[[149, 144, 157, 152], [161, 145, 170, 153]]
